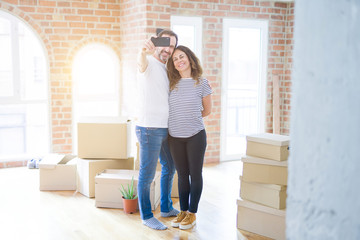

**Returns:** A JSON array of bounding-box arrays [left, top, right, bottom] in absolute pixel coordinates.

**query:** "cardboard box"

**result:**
[[77, 157, 134, 197], [39, 154, 77, 191], [241, 156, 288, 185], [171, 173, 179, 198], [246, 133, 290, 161], [135, 142, 179, 198], [237, 198, 286, 240], [95, 169, 160, 210], [240, 177, 287, 209], [77, 117, 131, 159]]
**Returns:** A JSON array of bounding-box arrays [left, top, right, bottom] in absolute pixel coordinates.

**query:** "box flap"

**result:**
[[246, 133, 290, 146], [59, 155, 77, 165], [95, 169, 160, 184], [39, 154, 66, 169], [236, 198, 286, 216], [241, 156, 288, 167], [65, 157, 77, 165], [240, 176, 287, 190], [97, 169, 139, 181]]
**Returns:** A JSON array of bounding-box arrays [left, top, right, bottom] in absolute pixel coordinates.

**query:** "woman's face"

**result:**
[[172, 49, 190, 73]]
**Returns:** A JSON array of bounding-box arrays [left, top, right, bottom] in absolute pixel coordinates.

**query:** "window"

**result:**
[[221, 19, 268, 161], [72, 43, 120, 153], [171, 16, 202, 62], [0, 11, 49, 161]]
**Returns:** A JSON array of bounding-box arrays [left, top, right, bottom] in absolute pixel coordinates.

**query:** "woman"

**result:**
[[166, 45, 212, 230]]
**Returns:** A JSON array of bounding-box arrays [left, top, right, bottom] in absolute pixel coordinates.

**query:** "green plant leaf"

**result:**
[[118, 176, 137, 199], [118, 187, 126, 198], [120, 184, 129, 199]]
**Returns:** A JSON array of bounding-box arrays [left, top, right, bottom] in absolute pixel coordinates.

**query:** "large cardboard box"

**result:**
[[77, 117, 131, 159], [241, 156, 288, 185], [237, 198, 286, 240], [77, 157, 134, 197], [240, 177, 287, 209], [39, 154, 77, 191], [135, 142, 179, 198], [246, 133, 290, 161], [95, 169, 160, 210]]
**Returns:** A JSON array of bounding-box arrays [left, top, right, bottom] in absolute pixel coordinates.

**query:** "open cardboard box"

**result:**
[[39, 154, 77, 191], [76, 157, 134, 198], [95, 169, 160, 210]]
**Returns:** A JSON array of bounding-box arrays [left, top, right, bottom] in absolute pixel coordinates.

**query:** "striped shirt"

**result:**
[[169, 78, 212, 138]]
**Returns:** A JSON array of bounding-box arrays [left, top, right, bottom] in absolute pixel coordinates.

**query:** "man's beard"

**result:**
[[157, 49, 170, 62]]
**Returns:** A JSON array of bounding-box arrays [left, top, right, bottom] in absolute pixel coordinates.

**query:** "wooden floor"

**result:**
[[0, 161, 272, 240]]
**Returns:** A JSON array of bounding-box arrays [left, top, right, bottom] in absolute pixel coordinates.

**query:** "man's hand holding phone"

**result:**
[[141, 36, 156, 55], [138, 30, 172, 72], [142, 36, 170, 55]]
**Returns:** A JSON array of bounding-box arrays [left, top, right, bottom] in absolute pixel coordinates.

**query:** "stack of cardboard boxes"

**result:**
[[76, 117, 134, 198], [39, 117, 161, 211], [237, 133, 290, 240]]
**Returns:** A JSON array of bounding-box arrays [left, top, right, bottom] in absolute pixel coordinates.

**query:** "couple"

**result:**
[[136, 29, 212, 231]]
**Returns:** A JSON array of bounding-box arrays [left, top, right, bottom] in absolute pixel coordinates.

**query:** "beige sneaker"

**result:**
[[179, 212, 196, 230], [171, 211, 187, 227]]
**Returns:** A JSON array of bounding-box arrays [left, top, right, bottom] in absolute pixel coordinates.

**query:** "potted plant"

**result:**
[[119, 176, 138, 214]]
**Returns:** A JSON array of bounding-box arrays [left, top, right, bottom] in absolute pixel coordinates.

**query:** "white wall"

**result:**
[[287, 1, 360, 239]]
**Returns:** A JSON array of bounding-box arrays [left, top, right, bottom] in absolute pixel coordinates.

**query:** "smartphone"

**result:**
[[151, 37, 170, 47]]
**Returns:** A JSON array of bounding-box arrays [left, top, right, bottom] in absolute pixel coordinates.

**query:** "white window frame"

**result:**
[[0, 10, 50, 162], [171, 16, 203, 62], [0, 11, 21, 103], [220, 18, 268, 161]]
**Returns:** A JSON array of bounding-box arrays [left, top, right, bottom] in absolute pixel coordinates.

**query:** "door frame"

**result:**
[[220, 18, 268, 161]]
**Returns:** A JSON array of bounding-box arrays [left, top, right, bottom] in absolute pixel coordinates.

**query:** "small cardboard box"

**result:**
[[240, 176, 287, 209], [39, 154, 77, 191], [246, 133, 290, 161], [77, 157, 134, 198], [77, 117, 131, 159], [95, 169, 160, 210], [237, 198, 286, 240], [135, 142, 179, 198], [241, 156, 288, 185]]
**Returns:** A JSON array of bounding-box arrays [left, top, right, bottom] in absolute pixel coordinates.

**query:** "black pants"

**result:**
[[168, 129, 207, 213]]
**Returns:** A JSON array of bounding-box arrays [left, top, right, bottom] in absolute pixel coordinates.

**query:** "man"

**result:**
[[136, 29, 179, 230]]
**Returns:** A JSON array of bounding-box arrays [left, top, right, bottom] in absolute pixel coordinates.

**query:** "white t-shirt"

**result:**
[[136, 55, 170, 128]]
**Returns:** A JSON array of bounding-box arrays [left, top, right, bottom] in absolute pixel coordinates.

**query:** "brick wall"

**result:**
[[144, 0, 295, 162], [0, 0, 294, 167], [283, 3, 294, 134]]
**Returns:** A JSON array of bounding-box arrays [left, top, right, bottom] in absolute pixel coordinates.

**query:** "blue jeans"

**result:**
[[136, 126, 176, 220]]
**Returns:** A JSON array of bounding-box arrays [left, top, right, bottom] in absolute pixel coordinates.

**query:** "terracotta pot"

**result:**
[[122, 196, 138, 214]]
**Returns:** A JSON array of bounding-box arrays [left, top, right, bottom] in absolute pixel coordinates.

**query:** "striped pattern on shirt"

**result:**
[[169, 77, 212, 138]]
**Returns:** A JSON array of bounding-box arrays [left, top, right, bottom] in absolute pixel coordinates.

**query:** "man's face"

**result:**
[[155, 34, 177, 63]]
